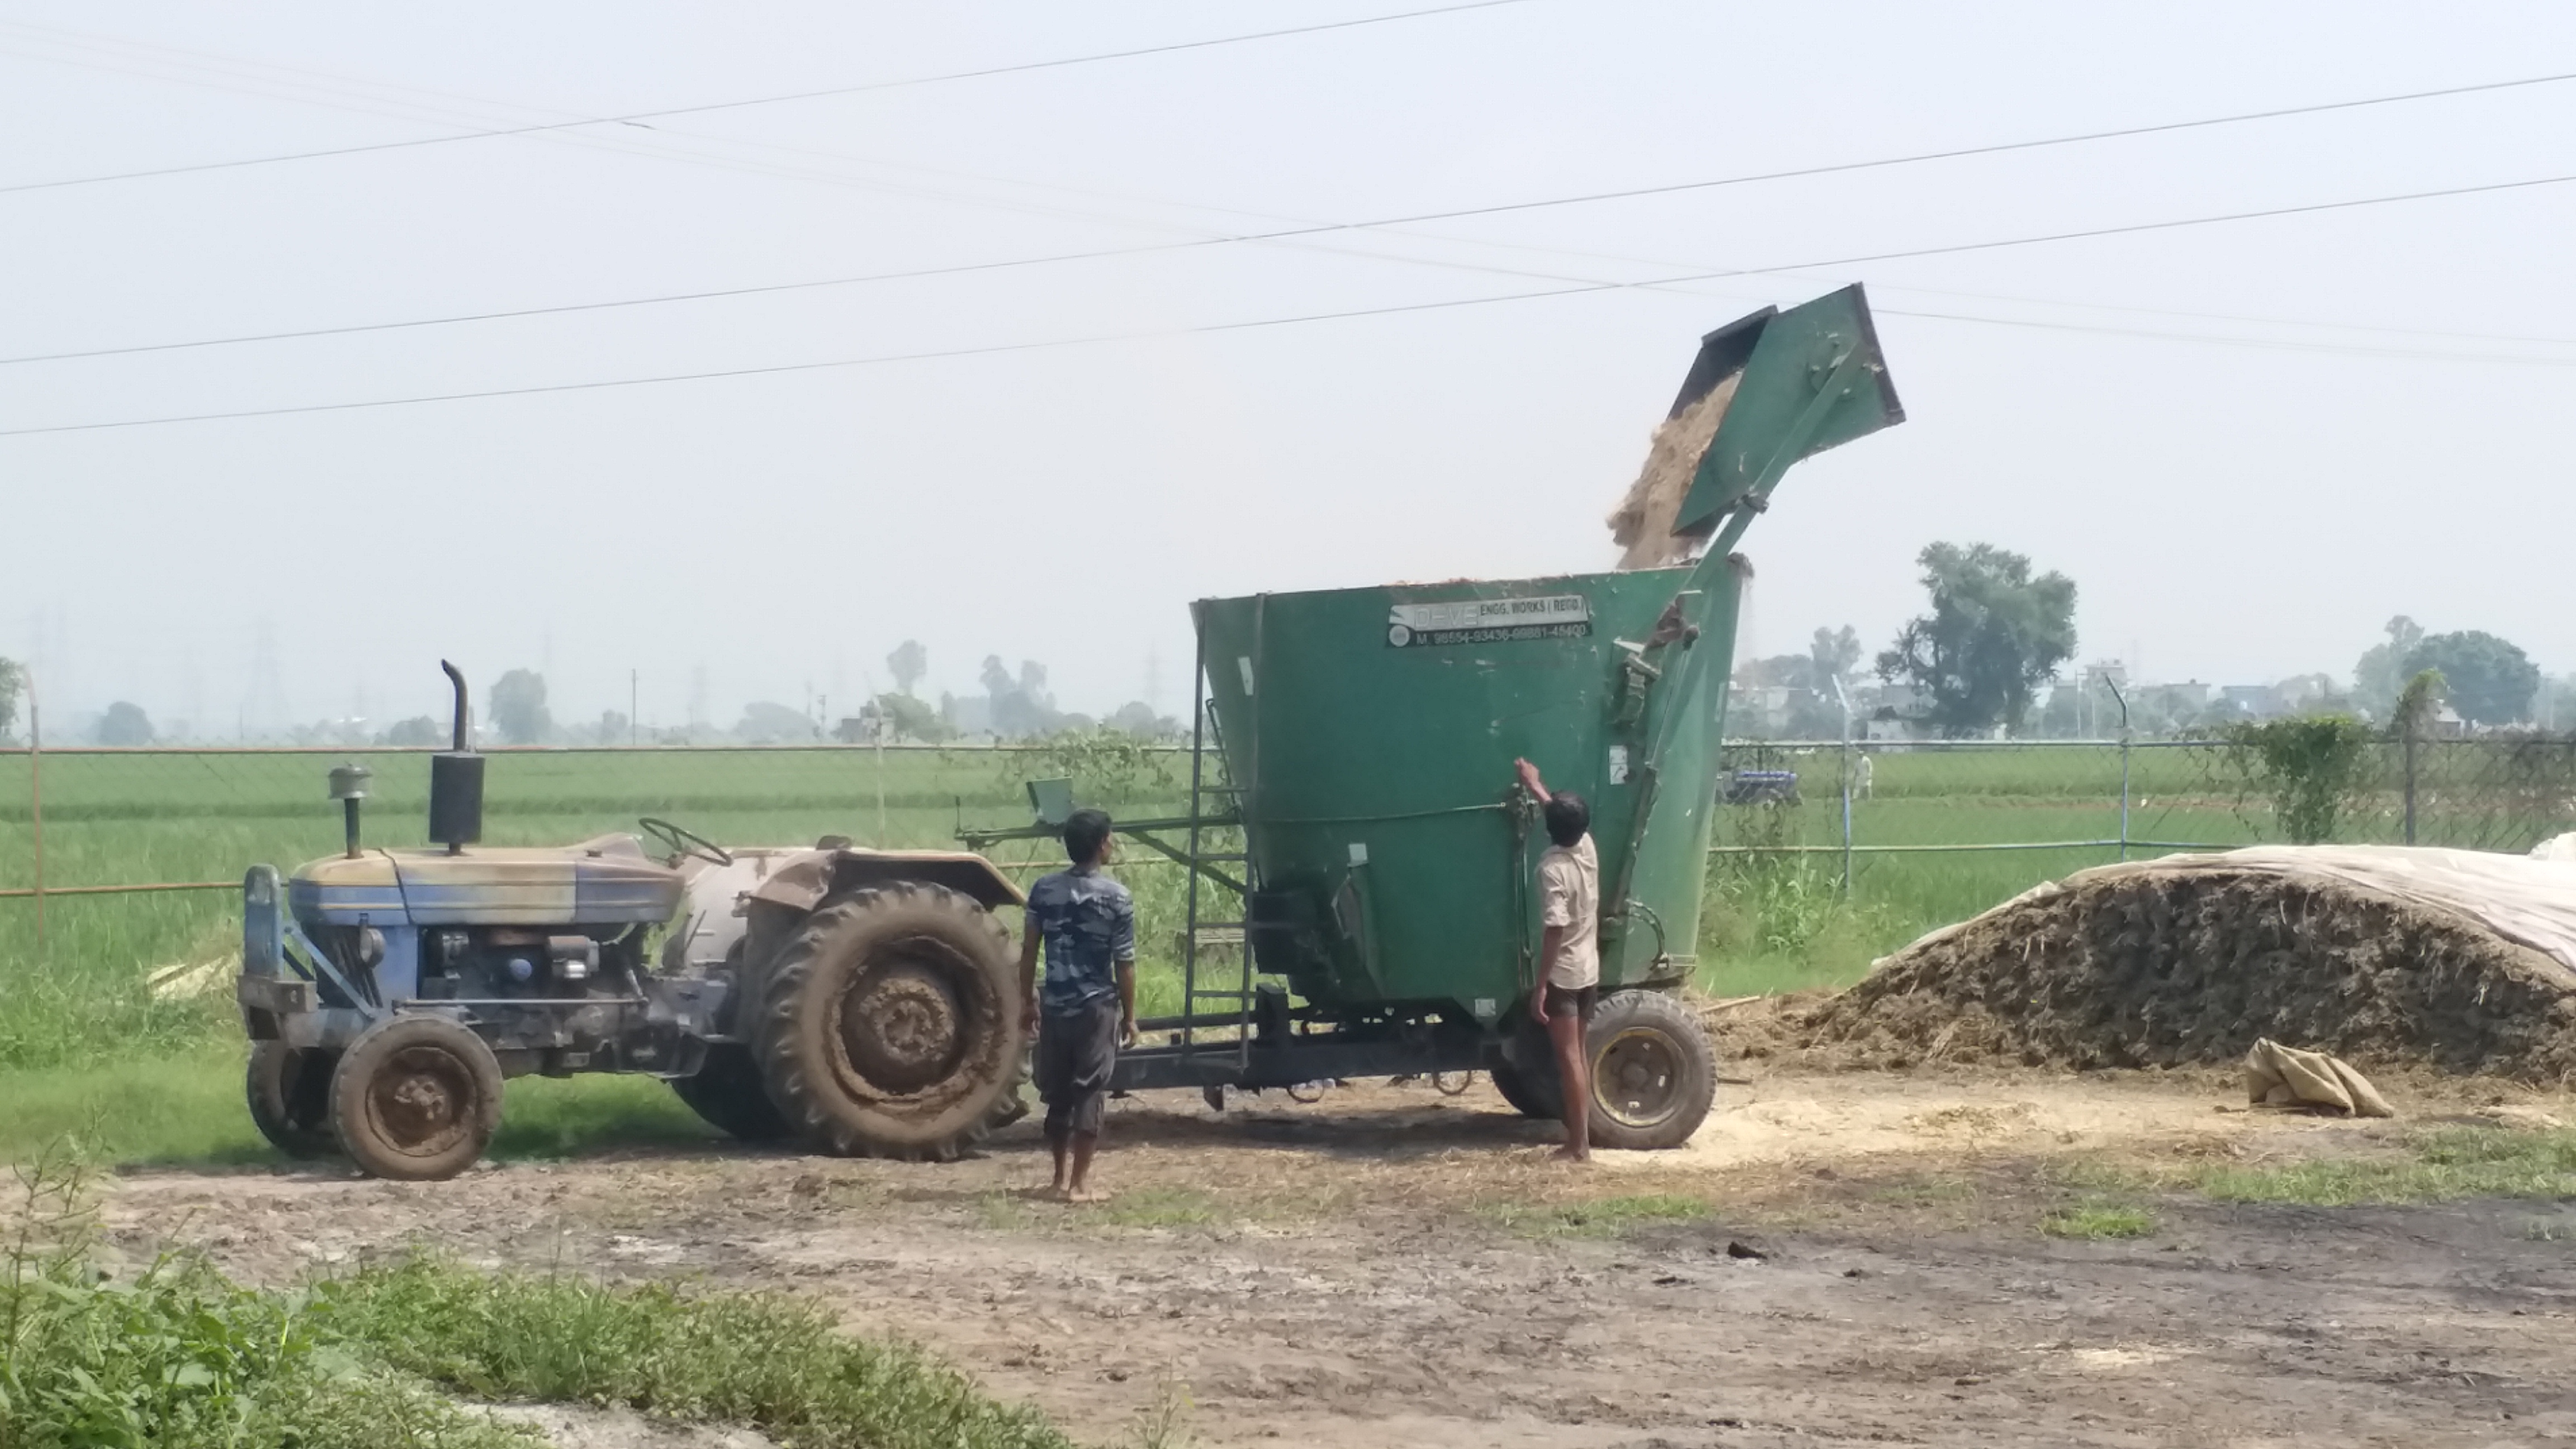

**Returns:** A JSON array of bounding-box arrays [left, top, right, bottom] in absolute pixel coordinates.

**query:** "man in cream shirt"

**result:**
[[1515, 758, 1598, 1162]]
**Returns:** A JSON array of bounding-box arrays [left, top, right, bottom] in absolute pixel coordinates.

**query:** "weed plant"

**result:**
[[0, 1143, 1078, 1448], [323, 1257, 1073, 1449], [2189, 1128, 2576, 1206], [0, 1147, 531, 1448], [2040, 1201, 2157, 1240]]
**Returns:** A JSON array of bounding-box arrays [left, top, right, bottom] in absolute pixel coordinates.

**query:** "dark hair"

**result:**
[[1062, 808, 1113, 865], [1543, 792, 1589, 848]]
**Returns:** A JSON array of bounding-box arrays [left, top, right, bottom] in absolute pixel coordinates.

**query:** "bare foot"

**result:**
[[1041, 1183, 1071, 1202], [1549, 1145, 1590, 1163], [1067, 1184, 1112, 1204]]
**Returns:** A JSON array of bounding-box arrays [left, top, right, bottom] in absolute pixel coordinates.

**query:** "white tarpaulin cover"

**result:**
[[2067, 846, 2576, 979]]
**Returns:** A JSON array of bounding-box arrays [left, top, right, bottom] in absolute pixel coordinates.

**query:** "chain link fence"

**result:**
[[1711, 735, 2576, 874], [0, 743, 1201, 944], [6, 735, 2572, 953]]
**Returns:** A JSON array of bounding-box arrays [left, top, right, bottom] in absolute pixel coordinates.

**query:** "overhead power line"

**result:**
[[11, 64, 2576, 368], [0, 0, 1536, 196], [11, 167, 2576, 440]]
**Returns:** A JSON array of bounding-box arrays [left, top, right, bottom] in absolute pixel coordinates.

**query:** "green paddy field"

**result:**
[[0, 737, 2438, 1161]]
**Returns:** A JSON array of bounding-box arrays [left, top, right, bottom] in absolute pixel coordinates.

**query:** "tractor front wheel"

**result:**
[[246, 1041, 339, 1158], [329, 1015, 504, 1181], [754, 883, 1024, 1161]]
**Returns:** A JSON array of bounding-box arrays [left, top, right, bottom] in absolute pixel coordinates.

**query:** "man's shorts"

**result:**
[[1036, 997, 1121, 1137], [1545, 983, 1598, 1022]]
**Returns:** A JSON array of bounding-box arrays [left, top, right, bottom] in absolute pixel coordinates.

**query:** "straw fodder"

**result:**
[[1807, 869, 2576, 1082], [1608, 372, 1740, 570]]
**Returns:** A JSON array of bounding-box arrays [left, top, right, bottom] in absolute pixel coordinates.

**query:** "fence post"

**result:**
[[26, 670, 41, 950], [2103, 676, 2132, 861], [1831, 677, 1854, 897], [2403, 728, 2419, 846], [874, 722, 888, 846]]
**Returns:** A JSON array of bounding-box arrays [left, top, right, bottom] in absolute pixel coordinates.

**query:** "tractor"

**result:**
[[235, 662, 1030, 1180]]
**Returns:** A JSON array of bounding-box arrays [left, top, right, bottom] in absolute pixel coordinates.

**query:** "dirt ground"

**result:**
[[105, 1069, 2576, 1448]]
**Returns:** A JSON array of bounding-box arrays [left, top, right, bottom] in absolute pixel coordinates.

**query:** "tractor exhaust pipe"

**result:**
[[443, 659, 470, 752], [428, 660, 484, 855], [328, 763, 372, 859]]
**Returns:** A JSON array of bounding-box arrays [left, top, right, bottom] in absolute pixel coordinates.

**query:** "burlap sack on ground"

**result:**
[[2246, 1038, 2395, 1117]]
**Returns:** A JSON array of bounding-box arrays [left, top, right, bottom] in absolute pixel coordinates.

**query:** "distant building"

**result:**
[[2219, 684, 2280, 718], [2158, 681, 2212, 710]]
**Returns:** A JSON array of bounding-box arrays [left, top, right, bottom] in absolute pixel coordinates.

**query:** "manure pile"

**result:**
[[1811, 858, 2576, 1082]]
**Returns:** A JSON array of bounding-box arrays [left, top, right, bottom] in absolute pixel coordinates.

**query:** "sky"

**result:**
[[3, 1, 2573, 735]]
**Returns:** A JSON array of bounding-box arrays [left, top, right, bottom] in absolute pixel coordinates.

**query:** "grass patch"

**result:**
[[2041, 1201, 2157, 1240], [1865, 1172, 1981, 1208], [323, 1257, 1072, 1449], [0, 1148, 534, 1448], [972, 1191, 1039, 1232], [487, 1075, 719, 1159], [0, 1046, 271, 1166], [2188, 1128, 2576, 1207], [1094, 1186, 1221, 1230], [0, 1048, 721, 1167], [2520, 1215, 2576, 1243], [1478, 1192, 1713, 1239], [2059, 1126, 2576, 1211], [2, 1147, 1074, 1449]]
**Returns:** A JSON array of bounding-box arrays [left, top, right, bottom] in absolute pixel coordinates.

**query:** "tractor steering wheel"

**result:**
[[638, 817, 732, 867]]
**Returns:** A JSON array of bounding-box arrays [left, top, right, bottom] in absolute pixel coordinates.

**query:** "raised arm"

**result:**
[[1514, 757, 1550, 804]]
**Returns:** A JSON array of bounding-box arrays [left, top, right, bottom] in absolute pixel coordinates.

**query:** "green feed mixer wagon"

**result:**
[[968, 284, 1904, 1149]]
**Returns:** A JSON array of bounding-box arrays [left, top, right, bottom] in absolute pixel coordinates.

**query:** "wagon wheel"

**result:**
[[1432, 1068, 1477, 1097], [1585, 991, 1718, 1150]]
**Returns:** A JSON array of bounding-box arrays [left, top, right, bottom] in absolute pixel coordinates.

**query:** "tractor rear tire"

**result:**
[[754, 882, 1024, 1162], [329, 1015, 505, 1181], [1499, 991, 1718, 1150], [246, 1041, 340, 1158], [670, 1044, 796, 1143]]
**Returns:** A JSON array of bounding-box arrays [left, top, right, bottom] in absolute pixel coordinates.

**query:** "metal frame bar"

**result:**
[[0, 879, 231, 899], [1181, 623, 1210, 1052], [1710, 840, 2230, 855]]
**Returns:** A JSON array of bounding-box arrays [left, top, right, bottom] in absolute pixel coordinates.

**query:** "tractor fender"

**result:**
[[745, 847, 1026, 917]]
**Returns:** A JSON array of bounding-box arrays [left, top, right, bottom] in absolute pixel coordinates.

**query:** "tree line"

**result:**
[[1736, 541, 2563, 740]]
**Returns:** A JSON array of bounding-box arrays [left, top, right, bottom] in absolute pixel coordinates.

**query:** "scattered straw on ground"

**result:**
[[1607, 372, 1739, 569], [1801, 867, 2576, 1082]]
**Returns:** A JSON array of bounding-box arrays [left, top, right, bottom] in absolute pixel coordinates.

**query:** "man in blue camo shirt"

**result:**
[[1017, 808, 1137, 1202]]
